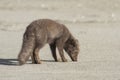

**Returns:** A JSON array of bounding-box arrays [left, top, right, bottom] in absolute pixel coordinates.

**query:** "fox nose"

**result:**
[[73, 59, 77, 61], [73, 58, 77, 62], [71, 57, 77, 62]]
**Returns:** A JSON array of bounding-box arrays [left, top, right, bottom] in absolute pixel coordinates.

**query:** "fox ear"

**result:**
[[69, 39, 75, 47], [75, 39, 79, 44], [75, 39, 78, 42]]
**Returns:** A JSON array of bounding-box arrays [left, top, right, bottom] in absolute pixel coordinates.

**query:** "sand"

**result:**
[[0, 0, 120, 80]]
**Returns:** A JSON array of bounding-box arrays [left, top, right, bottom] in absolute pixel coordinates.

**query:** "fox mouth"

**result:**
[[71, 57, 77, 61], [69, 54, 77, 61]]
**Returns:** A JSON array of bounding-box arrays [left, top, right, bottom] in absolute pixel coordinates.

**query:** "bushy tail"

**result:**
[[18, 32, 35, 65]]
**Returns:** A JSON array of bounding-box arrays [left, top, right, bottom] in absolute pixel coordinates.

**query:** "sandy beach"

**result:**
[[0, 0, 120, 80]]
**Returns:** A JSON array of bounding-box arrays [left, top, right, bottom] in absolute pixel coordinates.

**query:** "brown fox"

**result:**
[[18, 19, 80, 65]]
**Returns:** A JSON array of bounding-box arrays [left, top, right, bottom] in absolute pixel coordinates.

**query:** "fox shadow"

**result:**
[[0, 58, 55, 66], [0, 58, 18, 66]]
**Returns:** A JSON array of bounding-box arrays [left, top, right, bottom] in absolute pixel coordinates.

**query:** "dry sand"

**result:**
[[0, 0, 120, 80]]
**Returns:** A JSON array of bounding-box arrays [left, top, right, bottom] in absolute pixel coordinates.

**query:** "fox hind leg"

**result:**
[[32, 46, 41, 64]]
